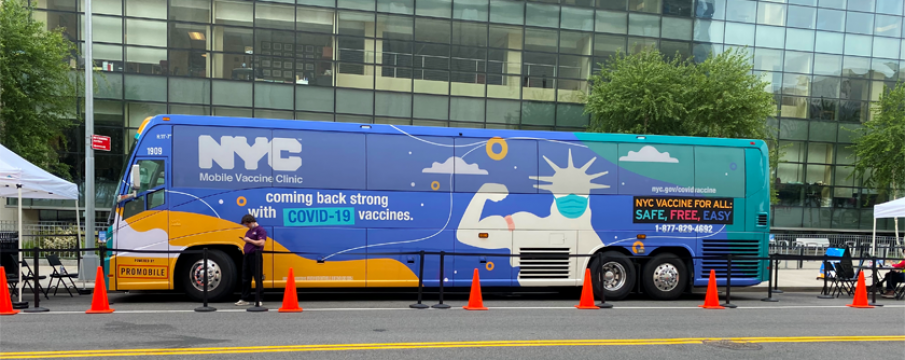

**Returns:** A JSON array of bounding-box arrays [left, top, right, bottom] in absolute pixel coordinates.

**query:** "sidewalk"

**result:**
[[9, 258, 883, 293]]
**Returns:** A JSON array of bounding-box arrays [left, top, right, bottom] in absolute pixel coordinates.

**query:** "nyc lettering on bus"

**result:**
[[198, 135, 302, 171]]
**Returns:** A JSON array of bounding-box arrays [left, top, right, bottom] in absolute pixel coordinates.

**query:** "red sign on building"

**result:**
[[91, 135, 111, 151]]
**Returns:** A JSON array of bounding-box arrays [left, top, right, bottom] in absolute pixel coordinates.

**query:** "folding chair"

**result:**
[[5, 266, 18, 297], [19, 259, 49, 300], [46, 254, 79, 297], [2, 252, 19, 297], [829, 249, 859, 297]]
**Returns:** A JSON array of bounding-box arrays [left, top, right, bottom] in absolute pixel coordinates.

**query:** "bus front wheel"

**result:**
[[178, 249, 236, 303], [641, 253, 688, 300], [589, 251, 635, 301]]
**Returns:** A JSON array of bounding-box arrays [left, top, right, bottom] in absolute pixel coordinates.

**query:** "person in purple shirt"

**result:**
[[235, 214, 267, 306]]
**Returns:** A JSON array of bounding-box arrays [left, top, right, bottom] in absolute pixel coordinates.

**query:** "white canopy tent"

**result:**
[[0, 144, 80, 305], [873, 196, 905, 256]]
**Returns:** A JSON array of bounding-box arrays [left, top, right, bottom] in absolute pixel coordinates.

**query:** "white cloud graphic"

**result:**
[[422, 156, 488, 175], [619, 145, 679, 163]]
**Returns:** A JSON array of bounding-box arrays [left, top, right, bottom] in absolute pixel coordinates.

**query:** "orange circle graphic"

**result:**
[[486, 137, 508, 161]]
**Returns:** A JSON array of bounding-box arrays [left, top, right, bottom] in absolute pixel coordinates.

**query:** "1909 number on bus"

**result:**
[[146, 147, 163, 155]]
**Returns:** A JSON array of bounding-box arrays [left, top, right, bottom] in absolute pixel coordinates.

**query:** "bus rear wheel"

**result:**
[[178, 249, 236, 302], [641, 253, 688, 300], [589, 251, 635, 301]]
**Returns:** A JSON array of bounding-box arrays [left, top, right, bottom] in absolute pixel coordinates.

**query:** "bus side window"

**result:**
[[137, 160, 165, 193], [148, 189, 166, 209], [121, 159, 165, 219], [123, 197, 146, 219]]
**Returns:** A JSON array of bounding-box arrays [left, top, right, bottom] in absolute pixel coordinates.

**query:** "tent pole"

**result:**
[[17, 185, 23, 304], [872, 218, 877, 261], [895, 217, 900, 258]]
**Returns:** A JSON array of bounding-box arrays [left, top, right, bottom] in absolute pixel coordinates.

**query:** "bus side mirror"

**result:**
[[130, 164, 141, 191]]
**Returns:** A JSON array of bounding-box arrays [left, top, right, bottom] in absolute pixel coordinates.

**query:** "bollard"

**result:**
[[432, 251, 450, 309], [195, 248, 216, 312], [868, 255, 883, 307], [410, 250, 428, 309], [818, 255, 833, 299], [797, 247, 804, 269], [247, 250, 267, 312], [772, 256, 783, 293], [594, 253, 613, 309], [23, 247, 49, 313], [761, 254, 778, 302], [721, 253, 737, 308]]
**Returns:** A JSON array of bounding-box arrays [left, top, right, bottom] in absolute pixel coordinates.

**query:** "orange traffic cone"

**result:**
[[86, 266, 114, 314], [0, 267, 19, 316], [278, 268, 303, 313], [846, 271, 874, 308], [575, 268, 599, 309], [463, 269, 488, 310], [698, 269, 725, 309]]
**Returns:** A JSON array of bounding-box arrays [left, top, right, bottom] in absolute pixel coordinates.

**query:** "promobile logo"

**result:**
[[197, 135, 304, 184]]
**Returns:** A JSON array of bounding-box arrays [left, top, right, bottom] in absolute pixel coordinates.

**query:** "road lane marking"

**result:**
[[2, 336, 902, 359]]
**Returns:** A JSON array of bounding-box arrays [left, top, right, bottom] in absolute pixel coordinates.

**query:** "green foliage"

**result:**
[[850, 83, 905, 201], [584, 47, 775, 140], [584, 47, 779, 202], [0, 0, 78, 179]]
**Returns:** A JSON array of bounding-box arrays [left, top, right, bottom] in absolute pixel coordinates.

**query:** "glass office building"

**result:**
[[16, 0, 905, 233]]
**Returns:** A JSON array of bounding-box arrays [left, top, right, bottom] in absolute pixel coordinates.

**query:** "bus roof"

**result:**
[[139, 114, 767, 151]]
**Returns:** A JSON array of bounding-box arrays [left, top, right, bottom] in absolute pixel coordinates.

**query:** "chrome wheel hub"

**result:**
[[600, 262, 627, 291], [652, 263, 679, 292], [190, 259, 222, 292]]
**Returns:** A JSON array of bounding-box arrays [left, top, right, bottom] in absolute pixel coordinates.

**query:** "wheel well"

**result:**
[[647, 246, 694, 291], [595, 246, 633, 258], [173, 244, 242, 288]]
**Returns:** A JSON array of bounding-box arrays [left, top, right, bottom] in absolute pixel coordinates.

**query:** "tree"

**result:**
[[584, 47, 775, 140], [584, 47, 779, 201], [850, 82, 905, 206], [0, 0, 78, 179]]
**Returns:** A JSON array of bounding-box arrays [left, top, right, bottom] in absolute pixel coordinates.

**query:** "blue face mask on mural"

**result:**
[[555, 194, 588, 219]]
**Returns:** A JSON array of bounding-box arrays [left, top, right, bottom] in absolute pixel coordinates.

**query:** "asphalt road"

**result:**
[[0, 291, 903, 360]]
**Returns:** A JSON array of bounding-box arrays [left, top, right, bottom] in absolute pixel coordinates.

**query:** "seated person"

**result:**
[[881, 256, 905, 298]]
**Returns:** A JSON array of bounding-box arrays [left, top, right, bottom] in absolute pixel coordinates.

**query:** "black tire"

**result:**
[[589, 251, 635, 301], [641, 253, 688, 300], [178, 249, 236, 302]]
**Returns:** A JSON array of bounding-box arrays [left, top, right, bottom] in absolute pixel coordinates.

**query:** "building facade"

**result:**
[[10, 0, 905, 233]]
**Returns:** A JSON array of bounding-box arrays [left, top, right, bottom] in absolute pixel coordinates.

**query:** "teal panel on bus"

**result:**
[[617, 143, 694, 195], [745, 148, 768, 198], [584, 141, 619, 164], [694, 147, 746, 198]]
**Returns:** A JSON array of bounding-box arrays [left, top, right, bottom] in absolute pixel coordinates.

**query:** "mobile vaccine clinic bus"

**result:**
[[106, 115, 770, 301]]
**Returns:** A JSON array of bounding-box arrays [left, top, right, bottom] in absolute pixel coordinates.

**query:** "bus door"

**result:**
[[113, 158, 170, 291]]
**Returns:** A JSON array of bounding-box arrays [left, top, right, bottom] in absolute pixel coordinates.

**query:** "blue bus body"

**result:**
[[107, 115, 770, 301]]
